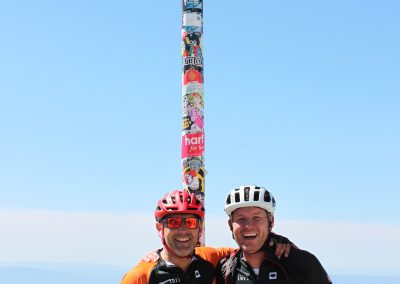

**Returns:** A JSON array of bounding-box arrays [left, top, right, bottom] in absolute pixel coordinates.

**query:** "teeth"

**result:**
[[176, 237, 190, 242], [243, 233, 257, 237]]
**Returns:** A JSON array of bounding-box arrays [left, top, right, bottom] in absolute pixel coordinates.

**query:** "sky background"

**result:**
[[1, 0, 399, 283]]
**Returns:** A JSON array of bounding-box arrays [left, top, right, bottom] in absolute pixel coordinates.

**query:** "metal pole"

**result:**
[[181, 0, 205, 245]]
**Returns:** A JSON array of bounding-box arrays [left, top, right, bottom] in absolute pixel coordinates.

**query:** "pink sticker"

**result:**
[[190, 109, 204, 130], [181, 133, 205, 158]]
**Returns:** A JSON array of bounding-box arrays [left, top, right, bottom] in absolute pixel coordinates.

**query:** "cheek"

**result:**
[[232, 224, 241, 234]]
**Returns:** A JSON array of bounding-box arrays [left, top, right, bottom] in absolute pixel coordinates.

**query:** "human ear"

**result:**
[[228, 219, 233, 231], [198, 222, 204, 237], [156, 222, 163, 232], [269, 215, 274, 230]]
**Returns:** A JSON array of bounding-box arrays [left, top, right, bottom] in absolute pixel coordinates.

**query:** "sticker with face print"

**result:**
[[182, 92, 204, 133], [182, 32, 202, 58], [182, 165, 206, 195], [188, 108, 204, 132], [182, 157, 203, 172], [188, 92, 204, 109]]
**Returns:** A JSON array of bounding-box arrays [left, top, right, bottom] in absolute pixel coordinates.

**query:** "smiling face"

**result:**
[[157, 213, 202, 258], [229, 207, 271, 255]]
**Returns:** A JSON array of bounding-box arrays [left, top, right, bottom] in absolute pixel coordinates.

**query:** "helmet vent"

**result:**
[[254, 190, 260, 201], [264, 191, 271, 202], [226, 195, 231, 205], [244, 187, 250, 201], [234, 192, 240, 203]]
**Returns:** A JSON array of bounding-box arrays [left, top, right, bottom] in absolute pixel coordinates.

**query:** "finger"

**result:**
[[284, 243, 291, 258], [275, 244, 285, 259], [141, 251, 159, 262], [141, 256, 150, 262], [268, 236, 277, 247]]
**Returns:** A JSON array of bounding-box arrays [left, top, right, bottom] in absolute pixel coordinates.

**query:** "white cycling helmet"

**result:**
[[224, 185, 276, 216]]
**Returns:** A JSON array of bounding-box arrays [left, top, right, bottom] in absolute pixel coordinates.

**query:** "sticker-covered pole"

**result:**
[[181, 0, 205, 245]]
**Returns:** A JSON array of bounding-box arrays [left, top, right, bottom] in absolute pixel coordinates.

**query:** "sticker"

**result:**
[[183, 82, 203, 95], [182, 115, 193, 131], [189, 108, 204, 131], [182, 133, 205, 158], [182, 32, 202, 58], [182, 92, 204, 133], [183, 12, 202, 33], [183, 69, 202, 85], [183, 56, 202, 68], [189, 92, 204, 109], [183, 65, 202, 75], [182, 157, 203, 171], [182, 94, 191, 116], [183, 166, 206, 195], [183, 0, 202, 12], [182, 115, 203, 133]]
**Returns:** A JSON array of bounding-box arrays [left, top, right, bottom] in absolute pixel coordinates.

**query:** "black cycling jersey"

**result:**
[[216, 246, 332, 284], [120, 248, 216, 284], [148, 254, 215, 284]]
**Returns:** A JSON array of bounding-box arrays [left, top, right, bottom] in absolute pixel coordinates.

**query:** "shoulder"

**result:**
[[120, 261, 156, 284], [282, 248, 331, 283], [195, 246, 237, 267], [287, 248, 322, 266]]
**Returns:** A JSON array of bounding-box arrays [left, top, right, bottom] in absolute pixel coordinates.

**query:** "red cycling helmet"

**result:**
[[154, 190, 205, 221]]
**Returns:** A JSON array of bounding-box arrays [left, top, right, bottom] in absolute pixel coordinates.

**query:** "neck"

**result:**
[[242, 250, 265, 269], [160, 248, 192, 272]]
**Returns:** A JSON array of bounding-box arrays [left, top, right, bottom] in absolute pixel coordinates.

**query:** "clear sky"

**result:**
[[1, 0, 399, 281]]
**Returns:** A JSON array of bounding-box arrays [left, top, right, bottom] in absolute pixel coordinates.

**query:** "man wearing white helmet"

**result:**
[[216, 185, 332, 284]]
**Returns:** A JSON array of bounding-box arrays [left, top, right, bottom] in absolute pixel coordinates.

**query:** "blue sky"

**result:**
[[1, 0, 399, 281]]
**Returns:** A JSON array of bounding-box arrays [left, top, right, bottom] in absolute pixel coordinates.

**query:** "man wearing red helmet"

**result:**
[[120, 190, 232, 283], [120, 190, 292, 284]]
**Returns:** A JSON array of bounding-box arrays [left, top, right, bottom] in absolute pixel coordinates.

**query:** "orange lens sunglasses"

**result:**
[[165, 217, 199, 229]]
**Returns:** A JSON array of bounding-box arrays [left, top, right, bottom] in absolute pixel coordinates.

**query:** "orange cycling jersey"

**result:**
[[120, 246, 233, 284]]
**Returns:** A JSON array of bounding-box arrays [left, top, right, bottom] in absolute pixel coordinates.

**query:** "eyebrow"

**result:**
[[234, 212, 266, 219]]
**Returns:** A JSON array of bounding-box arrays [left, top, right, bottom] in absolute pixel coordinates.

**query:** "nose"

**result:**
[[177, 224, 189, 232]]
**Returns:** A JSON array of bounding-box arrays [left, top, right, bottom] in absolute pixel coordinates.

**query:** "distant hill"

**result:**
[[332, 274, 400, 284], [0, 265, 124, 284]]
